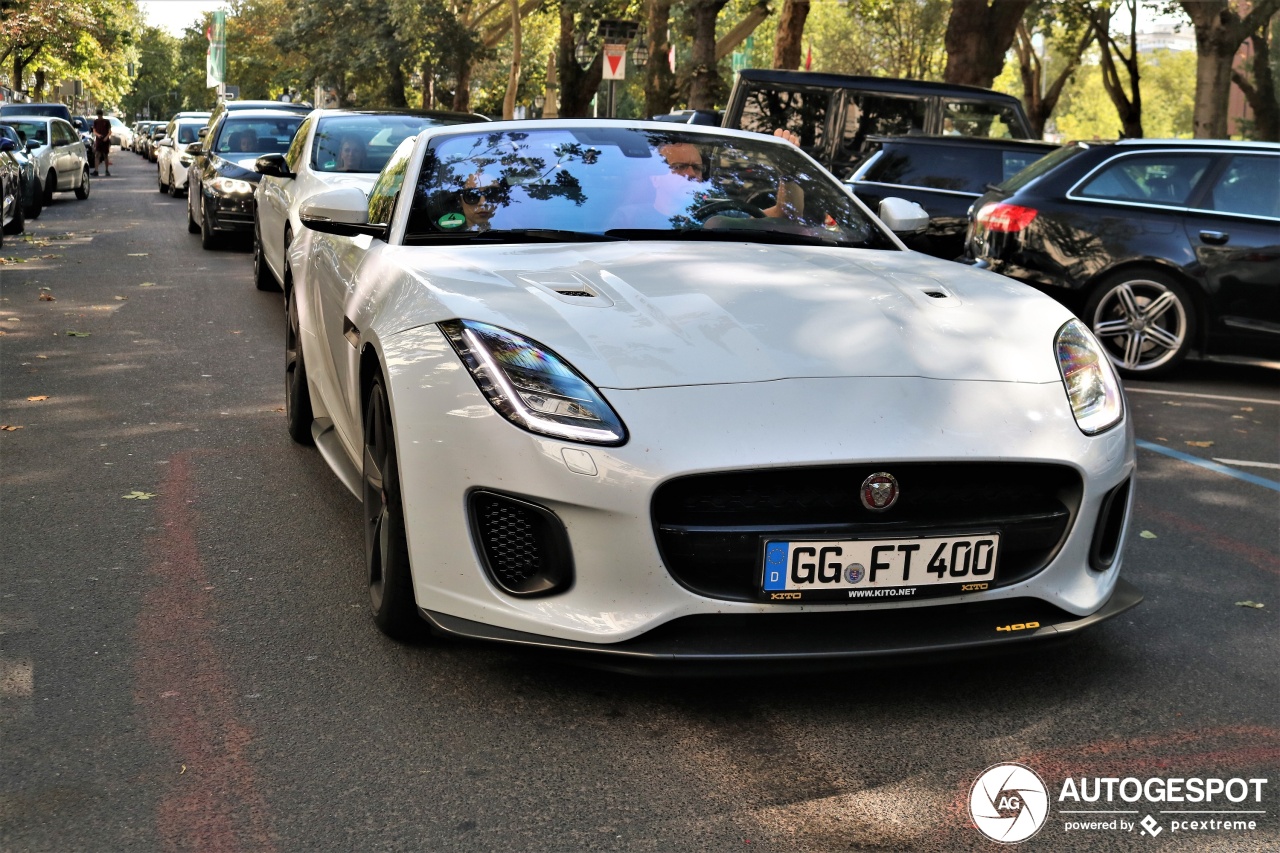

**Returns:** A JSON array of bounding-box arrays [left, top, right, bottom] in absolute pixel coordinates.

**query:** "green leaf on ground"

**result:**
[[1139, 530, 1157, 539], [1235, 601, 1265, 609], [121, 490, 157, 500]]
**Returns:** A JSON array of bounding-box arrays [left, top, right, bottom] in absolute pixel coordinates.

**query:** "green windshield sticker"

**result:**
[[437, 212, 466, 229]]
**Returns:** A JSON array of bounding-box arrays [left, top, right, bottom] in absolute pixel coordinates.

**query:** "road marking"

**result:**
[[1125, 387, 1279, 406], [1136, 439, 1280, 492], [1213, 458, 1280, 470]]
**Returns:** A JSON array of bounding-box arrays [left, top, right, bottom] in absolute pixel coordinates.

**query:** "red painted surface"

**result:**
[[134, 453, 275, 852]]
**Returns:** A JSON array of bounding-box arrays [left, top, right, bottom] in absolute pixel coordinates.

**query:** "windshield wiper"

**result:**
[[403, 229, 624, 245], [603, 228, 879, 249]]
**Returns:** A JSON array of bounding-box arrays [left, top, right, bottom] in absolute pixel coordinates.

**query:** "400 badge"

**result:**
[[761, 533, 999, 601]]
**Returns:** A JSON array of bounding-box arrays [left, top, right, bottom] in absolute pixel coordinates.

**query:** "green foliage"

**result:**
[[1052, 47, 1195, 140]]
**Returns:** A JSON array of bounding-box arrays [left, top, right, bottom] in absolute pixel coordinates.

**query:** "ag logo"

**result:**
[[969, 762, 1048, 843]]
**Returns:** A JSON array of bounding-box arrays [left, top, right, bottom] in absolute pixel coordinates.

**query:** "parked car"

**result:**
[[722, 69, 1036, 180], [282, 119, 1140, 666], [652, 109, 722, 126], [145, 123, 169, 162], [253, 108, 486, 291], [847, 135, 1059, 259], [107, 116, 133, 149], [203, 98, 312, 137], [966, 139, 1280, 377], [155, 117, 209, 196], [187, 108, 305, 248], [0, 123, 42, 219], [0, 116, 90, 205], [0, 134, 23, 242], [0, 102, 74, 123]]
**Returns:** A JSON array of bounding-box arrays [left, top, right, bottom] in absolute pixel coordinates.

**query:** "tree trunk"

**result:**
[[943, 0, 1032, 88], [1180, 0, 1280, 138], [1014, 19, 1096, 139], [644, 0, 677, 117], [503, 0, 522, 119], [772, 0, 810, 70], [1095, 1, 1142, 139], [1231, 31, 1279, 141], [686, 0, 729, 109], [556, 6, 604, 117], [421, 59, 433, 109], [452, 55, 473, 112]]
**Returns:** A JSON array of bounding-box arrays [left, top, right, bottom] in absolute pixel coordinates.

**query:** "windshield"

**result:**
[[0, 120, 47, 146], [215, 115, 303, 156], [312, 114, 475, 174], [999, 143, 1086, 192], [407, 127, 895, 249]]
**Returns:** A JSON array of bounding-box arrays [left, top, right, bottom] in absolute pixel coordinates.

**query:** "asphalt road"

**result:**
[[1, 149, 1277, 853]]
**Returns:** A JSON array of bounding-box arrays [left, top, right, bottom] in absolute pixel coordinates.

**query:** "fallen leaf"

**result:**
[[114, 295, 128, 301], [121, 490, 157, 500], [1162, 401, 1182, 407], [127, 253, 149, 257], [6, 317, 19, 321], [230, 330, 242, 334], [1240, 407, 1254, 412], [26, 395, 48, 401], [66, 330, 91, 337], [1139, 530, 1158, 539], [41, 254, 60, 259], [38, 293, 55, 301], [36, 355, 47, 359], [0, 424, 23, 431], [1185, 440, 1215, 448], [1235, 601, 1265, 609], [138, 282, 155, 287], [1155, 437, 1168, 442]]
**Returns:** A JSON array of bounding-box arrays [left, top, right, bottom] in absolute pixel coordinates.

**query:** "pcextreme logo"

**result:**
[[970, 763, 1050, 843]]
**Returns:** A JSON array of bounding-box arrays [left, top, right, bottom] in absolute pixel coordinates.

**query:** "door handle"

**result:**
[[1199, 230, 1229, 245]]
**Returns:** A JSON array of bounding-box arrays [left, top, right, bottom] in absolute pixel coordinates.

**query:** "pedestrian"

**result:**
[[91, 108, 112, 177]]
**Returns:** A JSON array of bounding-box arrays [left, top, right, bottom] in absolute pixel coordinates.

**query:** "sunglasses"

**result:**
[[461, 185, 505, 205], [667, 161, 704, 175]]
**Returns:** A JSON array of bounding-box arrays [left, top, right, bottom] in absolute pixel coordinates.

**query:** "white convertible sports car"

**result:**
[[288, 120, 1141, 670], [252, 108, 486, 292]]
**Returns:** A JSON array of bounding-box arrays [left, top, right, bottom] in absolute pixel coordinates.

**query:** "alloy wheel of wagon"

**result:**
[[1086, 270, 1195, 378], [284, 284, 314, 445], [362, 375, 424, 641]]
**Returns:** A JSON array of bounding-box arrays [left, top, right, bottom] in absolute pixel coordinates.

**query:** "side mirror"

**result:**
[[299, 187, 385, 238], [158, 138, 174, 148], [254, 153, 293, 179], [25, 139, 40, 152], [185, 142, 203, 155], [197, 127, 209, 138], [878, 197, 930, 234], [0, 138, 15, 153]]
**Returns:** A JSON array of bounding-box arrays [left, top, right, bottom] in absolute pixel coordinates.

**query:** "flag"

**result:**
[[804, 43, 813, 71], [206, 11, 226, 88]]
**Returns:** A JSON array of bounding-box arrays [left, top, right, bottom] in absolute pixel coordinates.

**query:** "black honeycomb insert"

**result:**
[[469, 491, 573, 596]]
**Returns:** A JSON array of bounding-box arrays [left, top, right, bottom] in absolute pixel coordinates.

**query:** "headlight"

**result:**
[[441, 319, 627, 446], [209, 176, 253, 195], [1056, 319, 1123, 435]]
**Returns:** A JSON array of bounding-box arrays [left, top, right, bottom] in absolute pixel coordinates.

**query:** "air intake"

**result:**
[[469, 491, 573, 596], [1089, 477, 1132, 571]]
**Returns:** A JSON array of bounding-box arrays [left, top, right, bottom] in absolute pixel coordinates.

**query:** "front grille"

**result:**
[[653, 463, 1081, 601], [469, 491, 573, 596]]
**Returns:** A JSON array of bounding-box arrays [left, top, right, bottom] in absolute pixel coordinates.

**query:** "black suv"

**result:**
[[966, 139, 1279, 376], [722, 69, 1035, 179], [847, 135, 1059, 259]]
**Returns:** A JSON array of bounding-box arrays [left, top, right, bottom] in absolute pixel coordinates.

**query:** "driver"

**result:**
[[656, 129, 804, 219]]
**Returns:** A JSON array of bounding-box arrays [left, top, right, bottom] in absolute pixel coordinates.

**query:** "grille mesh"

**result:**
[[470, 492, 572, 595]]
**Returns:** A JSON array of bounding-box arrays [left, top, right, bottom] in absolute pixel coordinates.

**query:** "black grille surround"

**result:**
[[469, 491, 573, 596], [652, 463, 1082, 602]]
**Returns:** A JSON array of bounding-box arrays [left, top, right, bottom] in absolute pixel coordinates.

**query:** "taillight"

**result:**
[[976, 202, 1038, 233]]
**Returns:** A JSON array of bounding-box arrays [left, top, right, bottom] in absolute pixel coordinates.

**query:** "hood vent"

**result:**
[[514, 272, 614, 306]]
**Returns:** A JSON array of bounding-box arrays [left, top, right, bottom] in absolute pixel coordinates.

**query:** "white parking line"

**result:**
[[1213, 458, 1280, 470], [1125, 388, 1279, 406]]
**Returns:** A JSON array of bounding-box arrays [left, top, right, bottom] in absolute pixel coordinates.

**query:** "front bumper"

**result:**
[[423, 579, 1143, 674], [207, 191, 255, 231]]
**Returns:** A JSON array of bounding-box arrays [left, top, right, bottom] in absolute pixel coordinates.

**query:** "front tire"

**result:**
[[42, 170, 56, 205], [187, 194, 200, 233], [158, 165, 168, 194], [284, 284, 314, 445], [363, 373, 424, 641], [199, 197, 220, 250], [74, 168, 90, 200], [253, 221, 280, 291], [1086, 269, 1195, 378]]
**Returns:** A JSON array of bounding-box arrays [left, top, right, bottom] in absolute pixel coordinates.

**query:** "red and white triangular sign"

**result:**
[[602, 45, 626, 81]]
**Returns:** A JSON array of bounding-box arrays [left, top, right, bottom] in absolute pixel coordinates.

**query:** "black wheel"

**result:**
[[253, 221, 280, 291], [74, 168, 90, 200], [199, 198, 220, 250], [362, 373, 424, 641], [284, 284, 314, 445], [158, 165, 168, 193], [168, 174, 182, 197], [693, 198, 767, 221], [25, 179, 42, 220], [187, 194, 200, 233], [42, 170, 56, 205], [2, 195, 23, 235], [1085, 269, 1196, 378]]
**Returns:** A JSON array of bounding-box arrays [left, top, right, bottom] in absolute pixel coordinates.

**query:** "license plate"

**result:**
[[761, 533, 999, 602]]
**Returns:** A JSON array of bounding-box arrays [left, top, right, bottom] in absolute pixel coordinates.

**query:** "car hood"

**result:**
[[374, 241, 1075, 388]]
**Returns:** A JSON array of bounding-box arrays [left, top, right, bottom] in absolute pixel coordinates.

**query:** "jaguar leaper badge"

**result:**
[[860, 472, 899, 512]]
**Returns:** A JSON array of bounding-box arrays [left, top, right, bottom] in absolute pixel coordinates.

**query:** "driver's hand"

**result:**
[[773, 128, 800, 146]]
